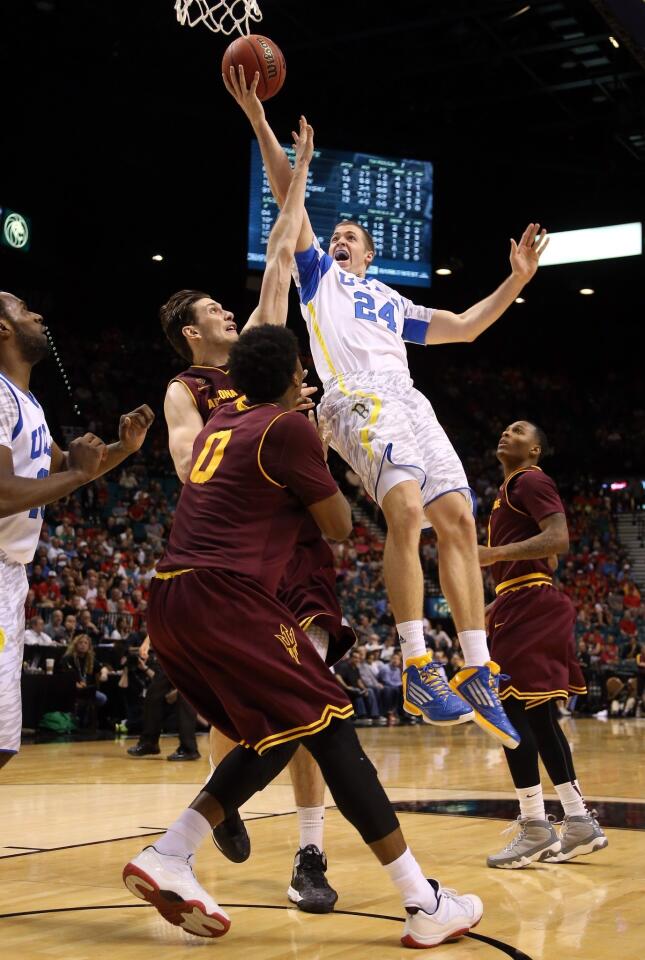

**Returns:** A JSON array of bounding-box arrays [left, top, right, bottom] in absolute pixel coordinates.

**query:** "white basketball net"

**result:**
[[175, 0, 263, 36]]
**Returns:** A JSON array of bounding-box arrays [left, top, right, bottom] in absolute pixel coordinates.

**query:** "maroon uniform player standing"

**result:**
[[479, 420, 607, 869], [123, 324, 483, 948], [164, 346, 352, 914]]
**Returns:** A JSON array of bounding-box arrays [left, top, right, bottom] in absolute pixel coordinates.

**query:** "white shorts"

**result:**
[[319, 371, 472, 514], [0, 550, 29, 754]]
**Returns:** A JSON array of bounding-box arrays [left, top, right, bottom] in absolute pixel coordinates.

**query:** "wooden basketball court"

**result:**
[[2, 718, 644, 959]]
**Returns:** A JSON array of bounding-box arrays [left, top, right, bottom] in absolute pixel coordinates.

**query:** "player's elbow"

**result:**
[[555, 532, 569, 554]]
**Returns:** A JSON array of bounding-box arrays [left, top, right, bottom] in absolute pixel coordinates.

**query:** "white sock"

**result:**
[[458, 630, 489, 667], [516, 784, 546, 821], [397, 620, 426, 662], [154, 808, 212, 859], [555, 780, 587, 818], [297, 805, 325, 851], [384, 847, 437, 914]]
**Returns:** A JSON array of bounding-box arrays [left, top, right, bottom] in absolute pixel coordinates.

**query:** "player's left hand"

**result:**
[[308, 409, 332, 461], [510, 223, 549, 282], [118, 404, 155, 453], [478, 544, 498, 567], [295, 369, 317, 413]]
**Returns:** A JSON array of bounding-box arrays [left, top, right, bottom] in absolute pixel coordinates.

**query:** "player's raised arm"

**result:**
[[243, 117, 314, 332], [402, 224, 550, 347], [50, 405, 155, 478], [164, 381, 205, 483], [223, 66, 314, 253]]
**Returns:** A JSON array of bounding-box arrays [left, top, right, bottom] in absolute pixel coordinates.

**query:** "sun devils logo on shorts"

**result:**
[[275, 624, 300, 665]]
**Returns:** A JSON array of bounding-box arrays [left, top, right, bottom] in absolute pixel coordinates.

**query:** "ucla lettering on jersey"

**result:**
[[293, 236, 433, 383], [0, 374, 52, 564]]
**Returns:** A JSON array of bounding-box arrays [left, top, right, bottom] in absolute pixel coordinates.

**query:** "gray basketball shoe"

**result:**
[[543, 811, 608, 863], [487, 816, 561, 869]]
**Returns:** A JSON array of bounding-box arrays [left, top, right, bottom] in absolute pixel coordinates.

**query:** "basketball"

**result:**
[[222, 34, 286, 101]]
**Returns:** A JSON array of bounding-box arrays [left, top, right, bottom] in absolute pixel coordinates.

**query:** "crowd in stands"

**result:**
[[23, 335, 645, 731]]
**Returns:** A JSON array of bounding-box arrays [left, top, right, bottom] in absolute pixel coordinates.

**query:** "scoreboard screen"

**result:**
[[248, 142, 433, 288]]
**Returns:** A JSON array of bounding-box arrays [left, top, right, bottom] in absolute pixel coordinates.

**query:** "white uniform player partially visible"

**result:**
[[0, 291, 154, 768], [225, 68, 550, 746], [0, 372, 53, 756]]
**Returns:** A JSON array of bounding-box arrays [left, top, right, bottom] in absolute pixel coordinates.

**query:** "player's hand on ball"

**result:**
[[510, 222, 549, 282], [118, 404, 155, 453], [223, 65, 265, 127], [292, 115, 314, 167], [68, 433, 108, 481]]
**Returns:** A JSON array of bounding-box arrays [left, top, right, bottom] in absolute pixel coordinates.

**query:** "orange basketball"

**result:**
[[222, 34, 286, 102]]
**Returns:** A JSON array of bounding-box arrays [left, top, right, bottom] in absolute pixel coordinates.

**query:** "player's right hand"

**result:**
[[68, 433, 107, 481], [222, 65, 265, 127]]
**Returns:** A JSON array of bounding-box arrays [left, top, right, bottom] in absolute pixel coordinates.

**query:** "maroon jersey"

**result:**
[[170, 365, 239, 423], [158, 402, 339, 596], [488, 466, 565, 596]]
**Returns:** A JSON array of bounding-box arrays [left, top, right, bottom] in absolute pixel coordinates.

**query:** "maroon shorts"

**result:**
[[488, 585, 587, 707], [278, 544, 354, 666], [148, 569, 353, 754]]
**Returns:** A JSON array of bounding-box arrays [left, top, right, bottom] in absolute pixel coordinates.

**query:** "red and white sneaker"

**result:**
[[401, 879, 483, 949], [123, 845, 230, 939]]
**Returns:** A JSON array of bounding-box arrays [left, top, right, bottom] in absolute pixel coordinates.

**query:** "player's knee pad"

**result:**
[[204, 741, 297, 817], [304, 718, 399, 844]]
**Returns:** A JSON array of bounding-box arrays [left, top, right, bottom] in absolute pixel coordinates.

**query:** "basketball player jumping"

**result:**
[[0, 292, 154, 768], [225, 68, 550, 746], [159, 119, 353, 913], [479, 420, 607, 868]]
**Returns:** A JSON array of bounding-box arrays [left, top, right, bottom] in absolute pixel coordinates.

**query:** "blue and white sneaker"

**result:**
[[449, 661, 520, 749], [403, 656, 475, 725]]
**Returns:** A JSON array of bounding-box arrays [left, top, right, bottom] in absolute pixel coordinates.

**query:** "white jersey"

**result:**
[[0, 374, 52, 564], [293, 237, 433, 383]]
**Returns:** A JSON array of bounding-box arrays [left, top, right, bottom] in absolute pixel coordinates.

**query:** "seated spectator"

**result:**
[[621, 637, 639, 661], [334, 650, 382, 725], [44, 609, 67, 643], [60, 634, 108, 721], [377, 652, 405, 719], [601, 640, 620, 665], [78, 608, 103, 642], [427, 623, 452, 654], [379, 634, 398, 663], [24, 616, 62, 646]]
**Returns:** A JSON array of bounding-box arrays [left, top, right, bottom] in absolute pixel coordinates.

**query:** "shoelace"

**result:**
[[555, 807, 598, 835], [418, 663, 452, 700], [498, 816, 527, 852], [498, 813, 557, 852], [487, 669, 510, 696]]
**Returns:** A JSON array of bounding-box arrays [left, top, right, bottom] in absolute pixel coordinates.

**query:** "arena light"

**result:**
[[435, 267, 452, 276], [515, 296, 525, 303], [151, 253, 164, 261], [579, 288, 595, 295], [539, 222, 642, 266], [609, 36, 619, 48]]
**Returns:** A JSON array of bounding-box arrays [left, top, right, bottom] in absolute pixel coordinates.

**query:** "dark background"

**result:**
[[1, 0, 644, 461]]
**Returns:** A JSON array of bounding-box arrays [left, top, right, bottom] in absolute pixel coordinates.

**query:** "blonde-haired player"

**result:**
[[225, 68, 550, 746]]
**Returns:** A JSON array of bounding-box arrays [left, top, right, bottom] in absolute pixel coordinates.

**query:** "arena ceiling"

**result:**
[[1, 0, 644, 361]]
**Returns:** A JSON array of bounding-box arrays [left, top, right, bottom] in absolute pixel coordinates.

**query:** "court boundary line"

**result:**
[[0, 902, 534, 957]]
